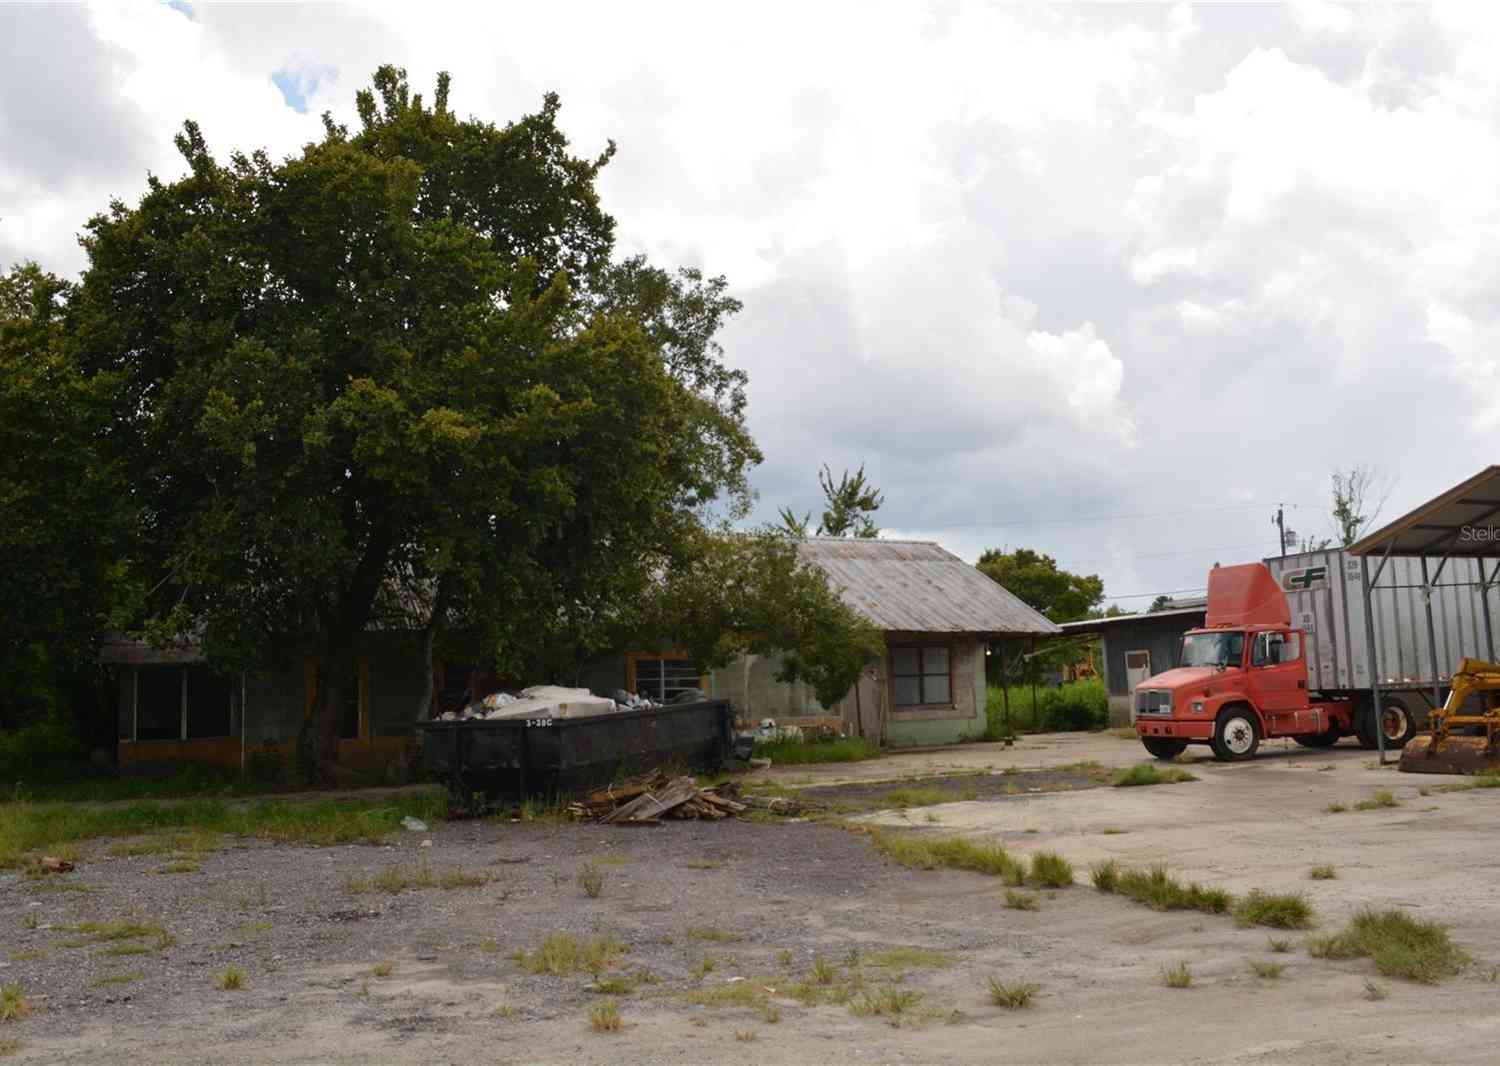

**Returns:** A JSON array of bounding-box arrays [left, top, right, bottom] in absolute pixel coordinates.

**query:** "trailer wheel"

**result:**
[[1211, 707, 1260, 761], [1141, 738, 1188, 760], [1355, 696, 1415, 750]]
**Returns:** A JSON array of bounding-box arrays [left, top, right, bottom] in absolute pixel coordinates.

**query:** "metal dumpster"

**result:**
[[419, 699, 733, 808]]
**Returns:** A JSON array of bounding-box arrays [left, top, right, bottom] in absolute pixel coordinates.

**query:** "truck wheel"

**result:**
[[1141, 738, 1187, 760], [1211, 708, 1260, 761], [1355, 696, 1415, 750]]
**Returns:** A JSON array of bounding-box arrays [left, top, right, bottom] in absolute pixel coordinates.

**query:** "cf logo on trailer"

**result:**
[[1282, 566, 1328, 591]]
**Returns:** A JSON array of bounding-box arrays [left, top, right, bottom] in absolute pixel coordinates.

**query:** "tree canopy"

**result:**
[[0, 66, 805, 767], [976, 547, 1104, 623]]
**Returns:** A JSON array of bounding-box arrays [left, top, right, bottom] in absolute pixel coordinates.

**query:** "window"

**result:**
[[891, 645, 952, 707], [631, 655, 701, 702], [133, 666, 233, 741], [1252, 631, 1301, 668], [136, 667, 183, 741]]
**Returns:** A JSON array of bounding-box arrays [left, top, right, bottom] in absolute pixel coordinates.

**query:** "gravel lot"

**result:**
[[5, 735, 1500, 1064]]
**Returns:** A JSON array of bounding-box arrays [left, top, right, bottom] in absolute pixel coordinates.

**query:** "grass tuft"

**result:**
[[1090, 860, 1120, 893], [685, 927, 741, 944], [1003, 889, 1039, 911], [1363, 979, 1388, 1000], [372, 960, 394, 978], [866, 947, 952, 970], [578, 862, 604, 899], [1309, 865, 1337, 880], [1102, 864, 1232, 914], [1161, 961, 1192, 988], [986, 977, 1038, 1008], [1112, 764, 1197, 787], [1249, 961, 1285, 979], [866, 829, 1024, 881], [1307, 908, 1467, 983], [1027, 851, 1074, 888], [589, 999, 622, 1032], [1353, 790, 1400, 811], [810, 954, 836, 985], [1325, 803, 1348, 814], [1233, 890, 1314, 930], [215, 966, 245, 991], [1267, 937, 1292, 953], [516, 933, 626, 977], [0, 985, 29, 1023], [344, 862, 489, 896], [849, 985, 924, 1026]]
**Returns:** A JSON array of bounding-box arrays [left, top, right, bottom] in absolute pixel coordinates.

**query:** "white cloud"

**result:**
[[7, 1, 1500, 603]]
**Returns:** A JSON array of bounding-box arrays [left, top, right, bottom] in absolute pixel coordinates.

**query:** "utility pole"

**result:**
[[1273, 504, 1286, 559]]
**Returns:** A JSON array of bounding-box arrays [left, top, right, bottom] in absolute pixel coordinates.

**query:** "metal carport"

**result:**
[[1347, 465, 1500, 764]]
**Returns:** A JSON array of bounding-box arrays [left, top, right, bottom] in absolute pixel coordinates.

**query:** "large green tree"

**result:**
[[66, 67, 762, 774], [976, 547, 1104, 624], [0, 265, 135, 732]]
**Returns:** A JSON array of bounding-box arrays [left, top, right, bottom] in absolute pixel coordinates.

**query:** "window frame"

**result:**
[[889, 643, 956, 708], [625, 651, 708, 703]]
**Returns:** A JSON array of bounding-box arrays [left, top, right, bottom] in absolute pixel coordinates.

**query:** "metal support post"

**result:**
[[1361, 555, 1389, 765], [1421, 555, 1443, 713]]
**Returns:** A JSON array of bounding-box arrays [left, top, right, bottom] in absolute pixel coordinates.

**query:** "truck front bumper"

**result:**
[[1136, 719, 1214, 741]]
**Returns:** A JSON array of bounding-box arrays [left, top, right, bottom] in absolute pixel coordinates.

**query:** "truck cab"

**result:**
[[1133, 564, 1354, 761]]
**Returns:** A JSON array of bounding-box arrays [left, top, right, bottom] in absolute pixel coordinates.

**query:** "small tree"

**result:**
[[780, 463, 883, 538], [1330, 466, 1393, 547]]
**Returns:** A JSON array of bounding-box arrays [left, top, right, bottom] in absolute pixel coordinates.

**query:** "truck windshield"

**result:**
[[1180, 631, 1245, 668]]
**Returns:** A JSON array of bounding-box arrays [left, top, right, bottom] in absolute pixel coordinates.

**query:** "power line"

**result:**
[[1056, 540, 1271, 568], [906, 501, 1326, 530], [1107, 587, 1208, 600]]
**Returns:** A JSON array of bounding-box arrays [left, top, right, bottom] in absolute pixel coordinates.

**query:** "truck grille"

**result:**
[[1135, 690, 1173, 717]]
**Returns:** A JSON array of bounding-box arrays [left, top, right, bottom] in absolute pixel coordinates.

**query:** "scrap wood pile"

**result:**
[[567, 771, 817, 825]]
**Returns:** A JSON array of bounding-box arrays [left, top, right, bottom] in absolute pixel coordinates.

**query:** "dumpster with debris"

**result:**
[[419, 698, 734, 810]]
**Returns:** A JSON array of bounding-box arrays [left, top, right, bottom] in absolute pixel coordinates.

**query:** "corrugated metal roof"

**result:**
[[1347, 465, 1500, 559], [796, 538, 1061, 636]]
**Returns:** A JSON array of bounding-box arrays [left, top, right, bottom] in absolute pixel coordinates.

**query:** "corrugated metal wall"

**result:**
[[1266, 549, 1500, 691]]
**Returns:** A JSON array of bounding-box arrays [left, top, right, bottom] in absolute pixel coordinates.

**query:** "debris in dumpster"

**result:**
[[567, 771, 748, 825], [436, 685, 660, 722]]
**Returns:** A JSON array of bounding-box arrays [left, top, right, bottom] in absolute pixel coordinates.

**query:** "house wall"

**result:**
[[1099, 614, 1204, 724]]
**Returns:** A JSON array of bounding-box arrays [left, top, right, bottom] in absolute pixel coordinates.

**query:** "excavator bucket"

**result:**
[[1398, 733, 1500, 776], [1397, 657, 1500, 776]]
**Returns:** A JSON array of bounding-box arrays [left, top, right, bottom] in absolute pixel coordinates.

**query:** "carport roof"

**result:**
[[1057, 605, 1207, 636], [1347, 465, 1500, 559]]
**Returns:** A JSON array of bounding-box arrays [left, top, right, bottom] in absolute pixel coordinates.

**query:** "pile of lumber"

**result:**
[[568, 771, 748, 825]]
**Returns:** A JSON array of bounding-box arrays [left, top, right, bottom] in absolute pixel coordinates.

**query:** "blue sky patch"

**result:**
[[164, 0, 194, 18], [271, 62, 336, 114]]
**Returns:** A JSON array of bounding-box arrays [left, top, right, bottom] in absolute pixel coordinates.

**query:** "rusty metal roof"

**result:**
[[796, 538, 1061, 636]]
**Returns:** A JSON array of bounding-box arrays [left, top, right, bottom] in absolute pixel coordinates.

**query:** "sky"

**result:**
[[3, 1, 1499, 609]]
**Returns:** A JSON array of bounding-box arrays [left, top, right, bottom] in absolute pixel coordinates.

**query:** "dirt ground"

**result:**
[[5, 732, 1500, 1064]]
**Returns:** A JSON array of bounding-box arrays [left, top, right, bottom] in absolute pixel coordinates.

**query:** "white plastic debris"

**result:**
[[401, 816, 428, 832], [420, 840, 433, 848]]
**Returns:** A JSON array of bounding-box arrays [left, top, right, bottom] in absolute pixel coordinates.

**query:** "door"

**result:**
[[1250, 630, 1307, 727], [1125, 651, 1151, 723]]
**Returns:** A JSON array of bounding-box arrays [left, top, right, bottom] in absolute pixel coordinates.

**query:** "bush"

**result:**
[[986, 679, 1108, 738], [0, 715, 84, 784]]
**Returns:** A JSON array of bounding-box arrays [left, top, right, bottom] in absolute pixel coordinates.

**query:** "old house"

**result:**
[[589, 538, 1061, 747]]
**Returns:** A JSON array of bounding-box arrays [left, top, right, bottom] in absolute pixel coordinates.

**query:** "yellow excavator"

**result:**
[[1398, 657, 1500, 775]]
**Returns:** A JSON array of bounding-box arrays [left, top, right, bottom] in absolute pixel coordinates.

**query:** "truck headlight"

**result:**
[[1191, 700, 1205, 713]]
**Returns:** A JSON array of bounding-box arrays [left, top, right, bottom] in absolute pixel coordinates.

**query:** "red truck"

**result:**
[[1133, 563, 1415, 761]]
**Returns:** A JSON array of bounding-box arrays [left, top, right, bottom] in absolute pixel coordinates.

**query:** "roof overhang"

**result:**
[[1057, 606, 1207, 637], [1347, 466, 1500, 559]]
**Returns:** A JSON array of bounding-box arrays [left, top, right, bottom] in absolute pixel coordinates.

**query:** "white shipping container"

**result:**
[[1264, 549, 1500, 695]]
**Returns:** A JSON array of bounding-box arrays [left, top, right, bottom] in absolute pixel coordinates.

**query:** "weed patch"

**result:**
[[687, 980, 771, 1009], [89, 971, 143, 988], [1161, 961, 1192, 988], [1027, 851, 1074, 887], [850, 985, 925, 1027], [516, 933, 626, 977], [866, 947, 952, 970], [753, 736, 880, 765], [1325, 803, 1348, 813], [1267, 937, 1292, 953], [686, 927, 741, 944], [216, 966, 245, 991], [986, 977, 1038, 1008], [1249, 961, 1285, 979], [1112, 764, 1197, 787], [866, 828, 1024, 881], [1098, 864, 1232, 914], [1004, 889, 1039, 911], [589, 999, 622, 1032], [1307, 908, 1467, 983], [1233, 891, 1314, 930], [578, 862, 604, 899], [1354, 790, 1400, 811], [1309, 865, 1336, 880], [0, 986, 28, 1023]]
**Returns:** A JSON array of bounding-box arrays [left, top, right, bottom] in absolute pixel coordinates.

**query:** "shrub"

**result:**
[[1161, 961, 1192, 988], [985, 679, 1109, 738], [0, 715, 83, 784]]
